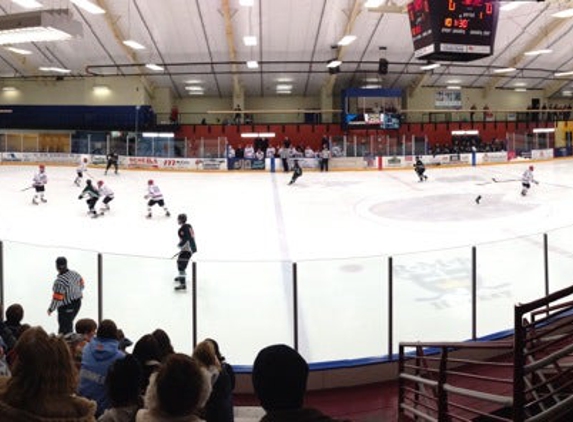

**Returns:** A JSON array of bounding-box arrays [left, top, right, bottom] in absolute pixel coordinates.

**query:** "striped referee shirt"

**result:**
[[48, 269, 84, 312]]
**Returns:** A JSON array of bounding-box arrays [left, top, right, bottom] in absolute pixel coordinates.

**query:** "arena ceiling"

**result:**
[[1, 0, 573, 99]]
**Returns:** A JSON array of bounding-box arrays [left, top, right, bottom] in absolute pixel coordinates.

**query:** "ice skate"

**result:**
[[165, 211, 171, 217], [174, 282, 187, 291], [40, 197, 47, 203], [475, 195, 482, 204], [424, 175, 428, 180], [146, 213, 152, 219], [32, 198, 38, 205]]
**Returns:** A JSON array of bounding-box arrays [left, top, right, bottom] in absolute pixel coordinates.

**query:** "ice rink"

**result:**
[[1, 159, 573, 366]]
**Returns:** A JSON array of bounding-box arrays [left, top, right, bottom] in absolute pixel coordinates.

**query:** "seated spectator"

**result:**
[[132, 334, 162, 395], [4, 304, 25, 340], [151, 328, 174, 363], [255, 149, 265, 160], [204, 338, 235, 422], [304, 146, 315, 158], [79, 319, 125, 417], [136, 353, 211, 422], [192, 340, 221, 388], [252, 344, 346, 422], [76, 318, 98, 341], [98, 355, 143, 422], [0, 326, 96, 420], [0, 303, 15, 353], [244, 144, 255, 159], [67, 318, 99, 368]]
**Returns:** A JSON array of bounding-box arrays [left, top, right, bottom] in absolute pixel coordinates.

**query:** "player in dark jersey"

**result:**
[[105, 151, 119, 175], [288, 160, 303, 185], [78, 179, 101, 218], [175, 213, 197, 291], [414, 156, 428, 182]]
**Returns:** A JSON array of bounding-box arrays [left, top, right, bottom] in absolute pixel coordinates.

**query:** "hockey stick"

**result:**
[[20, 186, 34, 192], [492, 177, 520, 183], [170, 251, 181, 259]]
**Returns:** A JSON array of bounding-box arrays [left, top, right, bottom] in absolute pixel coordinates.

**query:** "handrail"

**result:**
[[444, 384, 513, 406]]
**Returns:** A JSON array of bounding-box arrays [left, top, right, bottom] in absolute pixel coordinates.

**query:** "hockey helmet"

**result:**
[[86, 179, 92, 185], [83, 157, 88, 163], [39, 164, 45, 170], [178, 213, 187, 224], [529, 165, 534, 171], [97, 180, 104, 187], [148, 179, 154, 185]]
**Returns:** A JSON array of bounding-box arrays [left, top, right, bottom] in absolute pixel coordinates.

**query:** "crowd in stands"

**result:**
[[428, 136, 506, 155], [0, 302, 348, 422]]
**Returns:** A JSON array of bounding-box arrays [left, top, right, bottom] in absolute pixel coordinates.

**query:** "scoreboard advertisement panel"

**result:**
[[408, 0, 499, 62]]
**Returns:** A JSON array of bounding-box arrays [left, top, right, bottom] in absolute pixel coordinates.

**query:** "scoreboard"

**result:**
[[408, 0, 499, 62]]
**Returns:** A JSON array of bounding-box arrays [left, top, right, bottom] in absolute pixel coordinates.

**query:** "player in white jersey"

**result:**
[[97, 180, 114, 214], [521, 165, 538, 196], [32, 164, 48, 205], [74, 157, 89, 186], [144, 180, 171, 218]]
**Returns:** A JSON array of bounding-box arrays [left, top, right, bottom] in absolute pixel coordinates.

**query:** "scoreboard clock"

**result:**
[[408, 0, 499, 62]]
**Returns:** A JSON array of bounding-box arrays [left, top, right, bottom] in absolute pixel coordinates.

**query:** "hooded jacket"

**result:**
[[78, 337, 124, 416]]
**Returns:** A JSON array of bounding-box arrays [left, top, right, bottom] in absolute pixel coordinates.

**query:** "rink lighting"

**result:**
[[533, 128, 555, 134], [451, 130, 479, 135], [142, 132, 174, 138], [241, 132, 275, 138], [492, 67, 516, 74], [554, 70, 573, 77]]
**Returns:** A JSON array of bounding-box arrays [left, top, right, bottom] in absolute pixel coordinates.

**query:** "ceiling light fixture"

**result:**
[[524, 49, 552, 56], [0, 9, 82, 45], [11, 0, 42, 9], [446, 79, 462, 84], [145, 63, 164, 71], [5, 46, 32, 54], [326, 59, 342, 68], [452, 130, 479, 135], [514, 88, 527, 92], [70, 0, 105, 14], [420, 62, 440, 70], [446, 85, 461, 90], [39, 66, 71, 73], [337, 35, 357, 46], [246, 60, 259, 69], [492, 67, 516, 74], [554, 70, 573, 77], [552, 8, 573, 18], [184, 86, 204, 91], [2, 86, 17, 91], [533, 127, 555, 133], [239, 0, 254, 6], [241, 132, 275, 138], [243, 35, 257, 46], [123, 39, 145, 50], [364, 0, 385, 7]]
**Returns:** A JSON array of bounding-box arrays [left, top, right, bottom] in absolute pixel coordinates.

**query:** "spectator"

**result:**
[[79, 319, 125, 417], [204, 338, 235, 422], [136, 353, 211, 422], [4, 304, 25, 340], [67, 319, 96, 369], [47, 256, 85, 334], [252, 344, 345, 421], [151, 328, 174, 362], [76, 318, 98, 342], [0, 303, 16, 352], [132, 334, 162, 395], [98, 355, 143, 422], [192, 340, 221, 388], [0, 326, 96, 420]]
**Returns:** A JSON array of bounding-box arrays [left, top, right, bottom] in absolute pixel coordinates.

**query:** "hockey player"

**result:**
[[96, 180, 114, 214], [288, 160, 303, 185], [521, 165, 538, 196], [414, 156, 428, 182], [32, 164, 48, 205], [78, 179, 100, 218], [74, 157, 89, 186], [104, 151, 119, 175], [145, 180, 171, 218], [174, 213, 197, 291]]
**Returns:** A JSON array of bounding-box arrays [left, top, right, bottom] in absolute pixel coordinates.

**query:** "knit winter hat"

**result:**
[[252, 344, 308, 410]]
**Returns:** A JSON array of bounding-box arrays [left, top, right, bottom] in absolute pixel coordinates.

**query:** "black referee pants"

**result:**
[[57, 299, 82, 334]]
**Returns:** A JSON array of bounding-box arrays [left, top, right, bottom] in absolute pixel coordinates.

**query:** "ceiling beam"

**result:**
[[221, 0, 241, 96]]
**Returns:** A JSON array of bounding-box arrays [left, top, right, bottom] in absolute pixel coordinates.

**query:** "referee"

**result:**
[[47, 257, 84, 334]]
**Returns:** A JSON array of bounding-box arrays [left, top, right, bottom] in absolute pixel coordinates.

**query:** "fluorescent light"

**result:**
[[555, 70, 573, 77], [187, 91, 204, 96], [93, 85, 109, 93], [11, 0, 42, 9], [452, 130, 479, 135], [513, 82, 527, 86], [246, 60, 259, 69], [515, 88, 527, 92], [524, 49, 552, 56], [276, 77, 293, 82], [420, 63, 440, 70], [145, 63, 164, 71], [276, 90, 291, 94], [446, 85, 461, 90], [39, 66, 71, 73], [276, 84, 292, 90], [563, 90, 572, 96], [142, 132, 174, 138], [552, 8, 573, 18], [185, 79, 202, 84], [362, 84, 382, 89], [365, 0, 385, 7], [5, 46, 32, 55], [243, 35, 257, 46], [239, 0, 254, 5], [533, 128, 555, 133], [241, 132, 275, 138], [70, 0, 105, 14], [2, 86, 17, 91], [185, 86, 204, 91], [123, 39, 145, 50], [337, 35, 357, 46], [500, 1, 527, 11], [0, 10, 82, 45], [326, 59, 342, 68], [446, 79, 461, 84], [492, 67, 516, 74], [363, 77, 381, 82]]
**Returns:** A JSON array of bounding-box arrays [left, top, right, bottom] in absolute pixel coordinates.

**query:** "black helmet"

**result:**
[[86, 179, 92, 185], [178, 213, 187, 224]]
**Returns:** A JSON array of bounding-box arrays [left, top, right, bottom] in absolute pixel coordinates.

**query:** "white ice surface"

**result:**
[[1, 160, 573, 365]]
